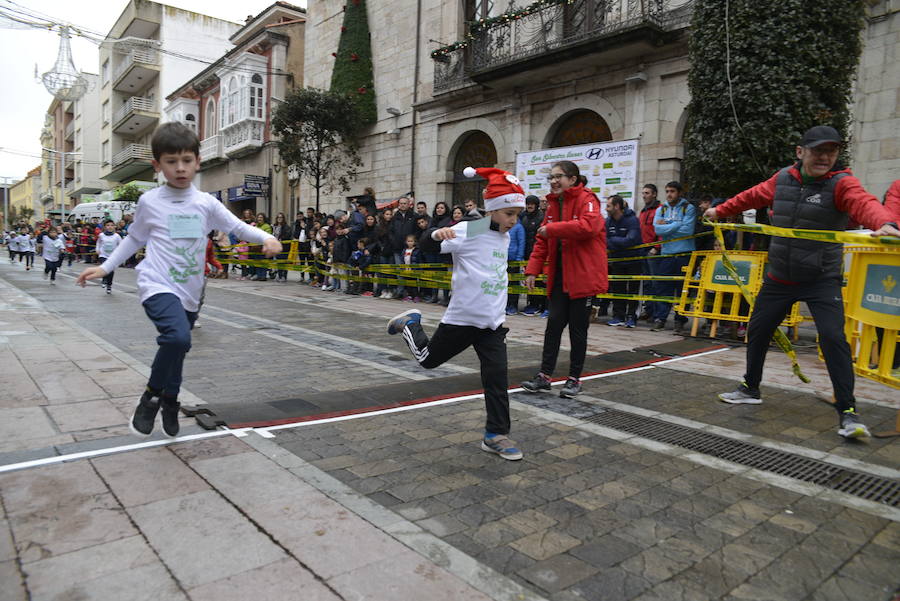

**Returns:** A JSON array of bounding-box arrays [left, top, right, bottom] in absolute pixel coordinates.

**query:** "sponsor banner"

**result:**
[[515, 140, 639, 216]]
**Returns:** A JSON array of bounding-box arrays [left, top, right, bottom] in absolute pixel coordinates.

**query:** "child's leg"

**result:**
[[398, 319, 472, 369], [142, 293, 193, 397], [49, 260, 59, 280], [472, 327, 511, 435]]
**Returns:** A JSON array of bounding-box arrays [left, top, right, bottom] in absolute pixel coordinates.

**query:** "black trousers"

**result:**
[[609, 259, 642, 319], [745, 276, 855, 412], [43, 259, 60, 280], [541, 287, 592, 379], [402, 321, 511, 435], [102, 270, 115, 288]]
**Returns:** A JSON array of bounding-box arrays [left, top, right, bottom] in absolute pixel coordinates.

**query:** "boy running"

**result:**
[[96, 220, 123, 293], [387, 167, 526, 460], [77, 122, 281, 437]]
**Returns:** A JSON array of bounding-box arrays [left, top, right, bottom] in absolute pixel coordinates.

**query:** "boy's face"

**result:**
[[406, 236, 416, 248], [490, 207, 521, 233], [104, 223, 115, 232], [153, 150, 199, 189]]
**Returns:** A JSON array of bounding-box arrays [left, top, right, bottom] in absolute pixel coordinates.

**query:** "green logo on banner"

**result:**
[[605, 178, 621, 184], [529, 183, 543, 189], [603, 163, 613, 169], [527, 170, 535, 175], [712, 260, 751, 286], [861, 264, 900, 316]]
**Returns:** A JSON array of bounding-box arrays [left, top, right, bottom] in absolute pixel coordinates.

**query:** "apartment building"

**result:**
[[165, 2, 305, 217], [98, 0, 240, 186], [8, 167, 42, 224]]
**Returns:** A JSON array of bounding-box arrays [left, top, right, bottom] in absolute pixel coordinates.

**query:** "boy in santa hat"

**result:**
[[386, 167, 526, 460]]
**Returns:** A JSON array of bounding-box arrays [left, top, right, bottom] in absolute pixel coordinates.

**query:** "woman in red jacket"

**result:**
[[521, 161, 607, 398]]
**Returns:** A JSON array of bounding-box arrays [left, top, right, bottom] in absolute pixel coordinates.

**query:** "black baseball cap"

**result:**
[[799, 125, 843, 148]]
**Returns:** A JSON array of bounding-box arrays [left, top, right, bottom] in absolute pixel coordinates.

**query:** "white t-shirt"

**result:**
[[438, 220, 509, 330], [100, 184, 274, 311], [42, 237, 65, 262], [96, 232, 123, 258]]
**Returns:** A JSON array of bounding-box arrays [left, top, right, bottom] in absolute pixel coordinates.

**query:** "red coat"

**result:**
[[525, 184, 607, 298], [885, 180, 900, 221]]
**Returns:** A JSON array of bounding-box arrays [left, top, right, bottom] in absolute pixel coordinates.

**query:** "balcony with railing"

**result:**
[[222, 119, 264, 158], [105, 143, 154, 181], [64, 120, 75, 141], [199, 135, 225, 164], [433, 0, 693, 92], [113, 96, 159, 135], [113, 47, 160, 92]]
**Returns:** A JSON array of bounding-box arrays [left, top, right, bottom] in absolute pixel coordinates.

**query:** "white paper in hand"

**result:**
[[465, 217, 490, 238]]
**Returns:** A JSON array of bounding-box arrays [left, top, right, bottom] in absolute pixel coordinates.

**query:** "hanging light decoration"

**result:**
[[41, 26, 88, 101]]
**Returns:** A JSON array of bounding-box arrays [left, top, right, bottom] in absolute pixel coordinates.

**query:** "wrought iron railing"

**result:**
[[433, 0, 692, 92]]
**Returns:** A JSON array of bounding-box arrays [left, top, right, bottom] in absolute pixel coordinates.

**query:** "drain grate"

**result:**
[[584, 408, 900, 507]]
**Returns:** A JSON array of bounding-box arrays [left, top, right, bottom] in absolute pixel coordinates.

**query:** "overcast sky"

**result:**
[[0, 0, 305, 181]]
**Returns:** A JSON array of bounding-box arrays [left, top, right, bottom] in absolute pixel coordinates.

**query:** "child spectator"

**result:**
[[505, 218, 525, 315], [76, 122, 280, 438], [348, 237, 373, 295], [401, 233, 422, 302], [386, 167, 527, 460]]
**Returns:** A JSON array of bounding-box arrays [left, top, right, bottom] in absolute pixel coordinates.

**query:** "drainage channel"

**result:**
[[584, 408, 900, 507]]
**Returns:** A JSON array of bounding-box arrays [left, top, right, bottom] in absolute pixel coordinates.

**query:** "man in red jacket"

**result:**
[[521, 161, 607, 398], [705, 125, 899, 439]]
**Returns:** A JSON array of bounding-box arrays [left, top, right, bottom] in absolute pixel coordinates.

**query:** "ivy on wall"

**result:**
[[330, 0, 376, 124], [683, 0, 865, 196]]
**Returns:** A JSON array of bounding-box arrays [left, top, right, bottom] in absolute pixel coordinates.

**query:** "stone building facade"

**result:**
[[302, 0, 898, 214]]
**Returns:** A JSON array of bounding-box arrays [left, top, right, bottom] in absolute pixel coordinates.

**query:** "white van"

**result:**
[[66, 201, 137, 225]]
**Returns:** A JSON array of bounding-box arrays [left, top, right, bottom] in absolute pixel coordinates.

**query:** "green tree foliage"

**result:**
[[271, 87, 364, 212], [330, 0, 376, 124], [114, 182, 146, 201], [684, 0, 865, 196]]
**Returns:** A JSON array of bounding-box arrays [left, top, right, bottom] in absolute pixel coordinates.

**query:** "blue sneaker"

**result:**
[[607, 318, 625, 326], [387, 309, 421, 335], [624, 317, 636, 328], [481, 432, 523, 460], [522, 306, 537, 316], [540, 309, 550, 318], [505, 306, 518, 316]]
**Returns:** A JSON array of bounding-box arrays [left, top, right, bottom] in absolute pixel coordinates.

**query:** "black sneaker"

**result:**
[[837, 409, 870, 439], [650, 319, 666, 332], [560, 377, 582, 398], [160, 395, 181, 438], [521, 372, 551, 392], [718, 381, 762, 404], [130, 388, 161, 437]]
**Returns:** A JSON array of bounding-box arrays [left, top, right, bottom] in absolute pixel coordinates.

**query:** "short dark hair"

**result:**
[[525, 195, 539, 205], [103, 219, 115, 225], [642, 183, 657, 194], [608, 195, 626, 210], [665, 181, 683, 192], [150, 122, 200, 160]]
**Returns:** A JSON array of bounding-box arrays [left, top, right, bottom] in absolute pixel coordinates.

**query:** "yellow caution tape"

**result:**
[[707, 221, 900, 247]]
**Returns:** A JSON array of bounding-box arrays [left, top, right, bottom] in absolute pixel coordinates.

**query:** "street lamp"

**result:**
[[41, 147, 82, 224]]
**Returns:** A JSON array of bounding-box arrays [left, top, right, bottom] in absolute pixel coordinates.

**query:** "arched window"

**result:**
[[185, 113, 196, 133], [452, 131, 497, 206], [205, 98, 216, 138], [250, 73, 264, 120], [550, 110, 611, 147]]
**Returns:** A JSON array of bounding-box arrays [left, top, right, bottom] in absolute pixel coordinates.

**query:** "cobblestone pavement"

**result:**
[[1, 259, 897, 600]]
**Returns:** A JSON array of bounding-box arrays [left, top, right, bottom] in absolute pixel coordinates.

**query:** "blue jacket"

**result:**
[[507, 222, 525, 261], [605, 208, 642, 258], [653, 198, 696, 255]]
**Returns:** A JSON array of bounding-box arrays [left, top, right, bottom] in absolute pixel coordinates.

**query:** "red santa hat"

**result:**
[[463, 167, 526, 212]]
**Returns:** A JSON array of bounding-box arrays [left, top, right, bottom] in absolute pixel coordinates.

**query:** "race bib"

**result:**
[[168, 214, 203, 239]]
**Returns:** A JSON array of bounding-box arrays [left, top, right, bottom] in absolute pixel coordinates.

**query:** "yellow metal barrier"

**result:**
[[675, 251, 802, 338]]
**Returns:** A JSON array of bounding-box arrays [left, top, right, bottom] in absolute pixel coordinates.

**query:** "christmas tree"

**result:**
[[330, 0, 376, 124]]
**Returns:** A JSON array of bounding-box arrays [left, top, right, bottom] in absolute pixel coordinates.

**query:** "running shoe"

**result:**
[[521, 372, 551, 393], [539, 309, 550, 318], [624, 317, 636, 328], [387, 309, 422, 335], [481, 433, 523, 460], [505, 306, 518, 316], [160, 396, 180, 438], [560, 377, 582, 398], [837, 409, 870, 439], [130, 388, 161, 437], [650, 319, 666, 332], [718, 382, 762, 404], [522, 306, 537, 316], [607, 318, 626, 327]]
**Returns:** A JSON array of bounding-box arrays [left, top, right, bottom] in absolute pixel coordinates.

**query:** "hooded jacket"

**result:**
[[654, 198, 696, 255], [525, 184, 607, 298]]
